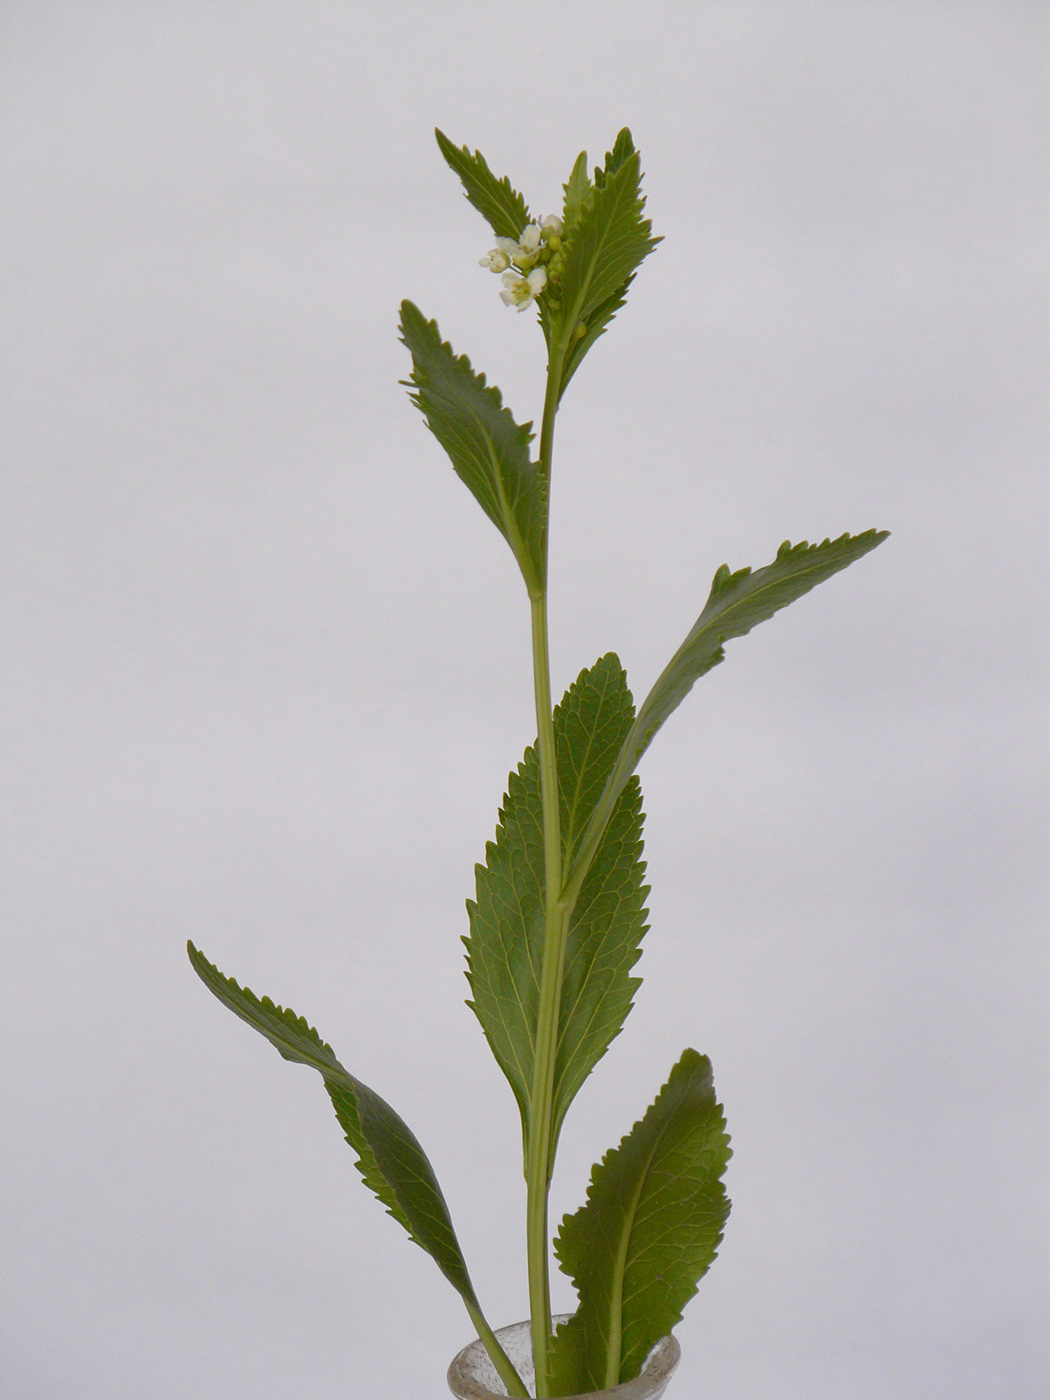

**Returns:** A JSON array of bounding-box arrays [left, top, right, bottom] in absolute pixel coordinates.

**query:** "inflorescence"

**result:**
[[479, 215, 564, 311]]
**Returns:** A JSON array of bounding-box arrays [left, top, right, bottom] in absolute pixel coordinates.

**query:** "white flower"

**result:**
[[540, 214, 563, 239], [483, 237, 525, 271], [499, 265, 547, 311], [479, 247, 510, 272], [518, 223, 542, 254], [480, 235, 533, 273]]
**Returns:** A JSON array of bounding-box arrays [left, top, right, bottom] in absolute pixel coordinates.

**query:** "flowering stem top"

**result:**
[[480, 217, 563, 310]]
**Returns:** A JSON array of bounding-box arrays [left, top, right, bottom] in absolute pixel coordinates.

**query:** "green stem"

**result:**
[[526, 591, 561, 1398], [525, 335, 569, 1399]]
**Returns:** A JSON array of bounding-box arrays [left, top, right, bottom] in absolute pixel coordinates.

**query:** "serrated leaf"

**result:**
[[187, 941, 482, 1309], [550, 130, 659, 381], [464, 655, 648, 1161], [562, 149, 592, 234], [570, 529, 889, 886], [594, 127, 637, 187], [399, 299, 546, 592], [552, 665, 649, 1159], [540, 151, 594, 357], [549, 1050, 731, 1395], [435, 129, 531, 241], [559, 275, 635, 397]]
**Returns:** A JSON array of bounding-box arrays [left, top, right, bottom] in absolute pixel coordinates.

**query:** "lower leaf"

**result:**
[[549, 1049, 731, 1394], [187, 942, 528, 1396]]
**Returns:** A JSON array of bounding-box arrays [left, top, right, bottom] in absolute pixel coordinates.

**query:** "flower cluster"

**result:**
[[479, 215, 563, 311]]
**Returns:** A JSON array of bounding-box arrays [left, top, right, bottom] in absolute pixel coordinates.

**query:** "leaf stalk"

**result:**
[[465, 1300, 531, 1398]]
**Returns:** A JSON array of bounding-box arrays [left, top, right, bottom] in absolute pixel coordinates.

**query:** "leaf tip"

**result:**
[[711, 561, 750, 594]]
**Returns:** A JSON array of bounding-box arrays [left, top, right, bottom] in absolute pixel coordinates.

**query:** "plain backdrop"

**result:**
[[2, 5, 1047, 1399]]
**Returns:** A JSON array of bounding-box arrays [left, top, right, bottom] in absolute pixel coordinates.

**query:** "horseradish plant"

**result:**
[[189, 128, 887, 1397]]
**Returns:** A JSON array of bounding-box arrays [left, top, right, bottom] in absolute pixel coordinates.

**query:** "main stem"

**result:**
[[526, 343, 568, 1399]]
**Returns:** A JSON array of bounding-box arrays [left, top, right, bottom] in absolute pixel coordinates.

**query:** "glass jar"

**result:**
[[447, 1317, 680, 1400]]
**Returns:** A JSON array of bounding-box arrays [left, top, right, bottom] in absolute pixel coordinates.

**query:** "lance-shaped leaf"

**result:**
[[549, 129, 660, 392], [549, 1050, 731, 1395], [552, 661, 649, 1160], [435, 129, 531, 241], [539, 149, 594, 359], [464, 655, 648, 1161], [561, 149, 593, 236], [559, 277, 637, 398], [569, 529, 889, 888], [188, 942, 484, 1315], [400, 300, 546, 592]]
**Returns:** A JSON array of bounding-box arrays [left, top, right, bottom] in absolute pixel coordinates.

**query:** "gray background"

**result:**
[[2, 4, 1047, 1398]]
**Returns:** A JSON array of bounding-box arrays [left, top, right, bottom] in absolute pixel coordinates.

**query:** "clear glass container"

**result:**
[[447, 1317, 680, 1400]]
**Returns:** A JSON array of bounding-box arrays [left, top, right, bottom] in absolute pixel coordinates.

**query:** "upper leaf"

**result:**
[[187, 941, 481, 1309], [594, 128, 638, 187], [561, 150, 592, 235], [435, 129, 531, 242], [399, 300, 547, 592], [549, 129, 660, 388], [464, 655, 648, 1162], [549, 1050, 731, 1395], [569, 529, 889, 887], [559, 276, 636, 397], [538, 148, 594, 359]]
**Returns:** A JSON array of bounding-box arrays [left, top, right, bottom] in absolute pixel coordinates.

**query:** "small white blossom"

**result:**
[[499, 265, 547, 311], [540, 214, 563, 239], [479, 247, 510, 272], [518, 223, 542, 254], [480, 235, 529, 272], [481, 234, 534, 271]]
